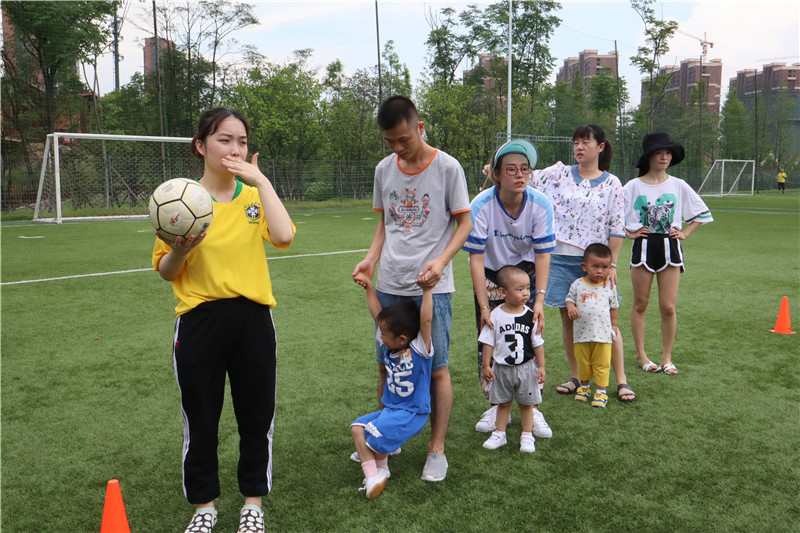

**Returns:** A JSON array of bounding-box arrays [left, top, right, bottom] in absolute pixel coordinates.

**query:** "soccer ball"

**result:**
[[149, 178, 214, 242]]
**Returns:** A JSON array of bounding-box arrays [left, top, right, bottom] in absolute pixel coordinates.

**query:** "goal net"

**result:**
[[34, 132, 200, 223], [697, 159, 756, 196]]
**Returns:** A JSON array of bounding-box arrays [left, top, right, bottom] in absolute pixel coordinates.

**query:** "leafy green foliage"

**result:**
[[221, 50, 325, 199], [629, 0, 679, 131], [587, 66, 629, 131], [483, 0, 561, 107], [719, 88, 751, 160], [1, 0, 119, 136]]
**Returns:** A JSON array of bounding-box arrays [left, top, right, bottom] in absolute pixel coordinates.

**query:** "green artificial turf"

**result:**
[[1, 196, 798, 532]]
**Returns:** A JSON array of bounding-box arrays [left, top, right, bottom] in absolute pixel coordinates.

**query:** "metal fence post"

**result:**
[[338, 160, 344, 202]]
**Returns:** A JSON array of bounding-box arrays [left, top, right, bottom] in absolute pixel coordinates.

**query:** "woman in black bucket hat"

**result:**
[[622, 133, 713, 376]]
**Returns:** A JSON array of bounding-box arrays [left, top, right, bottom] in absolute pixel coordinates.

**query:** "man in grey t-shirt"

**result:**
[[352, 96, 471, 482]]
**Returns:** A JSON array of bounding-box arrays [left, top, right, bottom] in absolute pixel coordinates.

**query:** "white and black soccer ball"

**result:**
[[148, 178, 213, 242]]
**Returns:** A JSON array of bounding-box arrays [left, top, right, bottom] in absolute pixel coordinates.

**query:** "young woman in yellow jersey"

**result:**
[[153, 108, 294, 533]]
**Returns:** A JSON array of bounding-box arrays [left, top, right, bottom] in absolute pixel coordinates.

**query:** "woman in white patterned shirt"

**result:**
[[530, 124, 635, 402]]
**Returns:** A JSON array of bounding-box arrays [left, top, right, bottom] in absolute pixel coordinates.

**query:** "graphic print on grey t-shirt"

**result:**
[[388, 188, 431, 232]]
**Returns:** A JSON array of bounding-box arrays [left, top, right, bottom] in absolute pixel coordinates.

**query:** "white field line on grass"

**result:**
[[1, 249, 368, 286]]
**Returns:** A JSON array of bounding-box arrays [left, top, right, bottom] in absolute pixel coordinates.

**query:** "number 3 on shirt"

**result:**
[[505, 333, 526, 365]]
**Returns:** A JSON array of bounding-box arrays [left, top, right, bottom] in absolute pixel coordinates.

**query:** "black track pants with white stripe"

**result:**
[[172, 297, 276, 504]]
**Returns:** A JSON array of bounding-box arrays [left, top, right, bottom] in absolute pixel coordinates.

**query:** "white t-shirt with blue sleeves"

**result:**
[[462, 186, 555, 270]]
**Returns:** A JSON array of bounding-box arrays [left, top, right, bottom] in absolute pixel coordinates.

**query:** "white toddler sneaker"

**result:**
[[520, 433, 536, 453], [482, 430, 508, 450]]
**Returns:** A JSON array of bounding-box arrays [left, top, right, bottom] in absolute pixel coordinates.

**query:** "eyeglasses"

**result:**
[[502, 166, 531, 176]]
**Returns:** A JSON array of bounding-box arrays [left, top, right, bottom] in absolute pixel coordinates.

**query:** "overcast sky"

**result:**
[[98, 0, 800, 108]]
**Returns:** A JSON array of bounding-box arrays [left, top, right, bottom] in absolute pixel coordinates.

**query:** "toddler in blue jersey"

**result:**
[[350, 272, 433, 499]]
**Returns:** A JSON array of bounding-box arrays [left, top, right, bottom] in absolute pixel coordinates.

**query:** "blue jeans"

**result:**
[[375, 290, 452, 371], [545, 254, 585, 308]]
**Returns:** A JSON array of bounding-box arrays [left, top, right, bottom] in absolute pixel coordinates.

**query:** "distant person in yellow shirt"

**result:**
[[777, 168, 787, 194]]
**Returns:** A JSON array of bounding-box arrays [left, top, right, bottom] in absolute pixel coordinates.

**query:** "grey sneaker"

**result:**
[[421, 452, 448, 482], [185, 508, 217, 533], [532, 409, 553, 438]]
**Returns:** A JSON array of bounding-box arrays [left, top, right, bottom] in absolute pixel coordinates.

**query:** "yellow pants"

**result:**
[[574, 342, 611, 388]]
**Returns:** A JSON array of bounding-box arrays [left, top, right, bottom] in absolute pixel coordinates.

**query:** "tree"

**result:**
[[423, 5, 487, 87], [629, 0, 678, 131], [587, 66, 628, 132], [1, 0, 119, 136], [378, 41, 412, 99], [417, 80, 505, 191], [547, 77, 588, 136], [156, 45, 215, 136], [423, 1, 561, 138], [200, 0, 258, 105], [222, 50, 325, 199], [145, 0, 256, 134], [763, 82, 796, 167], [718, 88, 750, 160], [482, 0, 561, 112], [320, 61, 383, 197], [97, 73, 159, 136], [321, 61, 383, 160], [320, 42, 411, 157], [685, 79, 719, 183]]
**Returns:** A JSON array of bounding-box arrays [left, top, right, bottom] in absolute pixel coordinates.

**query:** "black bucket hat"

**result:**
[[636, 132, 685, 174]]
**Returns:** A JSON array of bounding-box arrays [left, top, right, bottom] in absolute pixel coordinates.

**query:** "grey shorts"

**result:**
[[488, 359, 542, 406]]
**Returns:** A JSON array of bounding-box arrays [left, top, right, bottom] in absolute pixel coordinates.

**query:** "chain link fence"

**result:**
[[2, 151, 796, 215]]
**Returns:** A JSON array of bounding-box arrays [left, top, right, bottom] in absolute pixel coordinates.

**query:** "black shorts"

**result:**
[[630, 234, 685, 273]]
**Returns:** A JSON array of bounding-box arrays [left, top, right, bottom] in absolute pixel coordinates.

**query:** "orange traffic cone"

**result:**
[[770, 296, 795, 334], [100, 479, 131, 533]]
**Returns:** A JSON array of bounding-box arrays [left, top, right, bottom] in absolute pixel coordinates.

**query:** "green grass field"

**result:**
[[2, 193, 799, 532]]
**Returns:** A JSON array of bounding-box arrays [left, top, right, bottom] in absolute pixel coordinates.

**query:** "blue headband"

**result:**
[[492, 139, 538, 170]]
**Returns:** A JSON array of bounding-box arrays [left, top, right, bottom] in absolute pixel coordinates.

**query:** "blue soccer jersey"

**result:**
[[377, 331, 433, 414]]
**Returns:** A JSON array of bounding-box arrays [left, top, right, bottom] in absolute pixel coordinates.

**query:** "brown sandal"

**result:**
[[617, 383, 636, 402], [556, 377, 580, 394]]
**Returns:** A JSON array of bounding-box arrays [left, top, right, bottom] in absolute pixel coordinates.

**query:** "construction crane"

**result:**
[[676, 29, 714, 62]]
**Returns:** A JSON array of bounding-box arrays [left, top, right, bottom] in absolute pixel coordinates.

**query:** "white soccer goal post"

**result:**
[[697, 159, 756, 196], [34, 132, 198, 223]]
